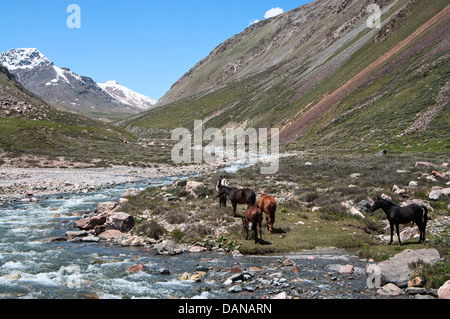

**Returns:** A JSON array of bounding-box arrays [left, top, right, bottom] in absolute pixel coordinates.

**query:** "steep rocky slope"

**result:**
[[124, 0, 449, 153]]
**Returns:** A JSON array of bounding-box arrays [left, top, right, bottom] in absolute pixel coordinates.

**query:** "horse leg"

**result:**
[[259, 220, 262, 242], [253, 212, 261, 244], [395, 223, 402, 246], [418, 222, 425, 243], [232, 203, 237, 217], [388, 222, 394, 245], [244, 220, 249, 240]]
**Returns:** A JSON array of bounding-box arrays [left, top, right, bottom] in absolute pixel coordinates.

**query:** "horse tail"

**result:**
[[252, 211, 260, 232], [251, 192, 256, 206], [421, 206, 428, 224]]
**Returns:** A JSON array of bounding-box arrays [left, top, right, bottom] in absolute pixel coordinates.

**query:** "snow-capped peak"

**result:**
[[0, 48, 52, 71], [98, 80, 157, 110]]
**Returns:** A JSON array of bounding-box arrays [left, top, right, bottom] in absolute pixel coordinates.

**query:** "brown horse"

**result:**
[[217, 185, 256, 217], [242, 204, 262, 244], [257, 194, 277, 233]]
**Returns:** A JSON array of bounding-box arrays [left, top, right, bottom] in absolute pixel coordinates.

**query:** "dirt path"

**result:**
[[280, 4, 450, 143]]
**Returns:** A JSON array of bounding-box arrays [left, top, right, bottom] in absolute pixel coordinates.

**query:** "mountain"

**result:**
[[0, 48, 155, 120], [98, 80, 156, 110], [124, 0, 449, 153], [0, 63, 153, 165]]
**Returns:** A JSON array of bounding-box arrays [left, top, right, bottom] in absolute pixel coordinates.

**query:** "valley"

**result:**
[[0, 0, 448, 300]]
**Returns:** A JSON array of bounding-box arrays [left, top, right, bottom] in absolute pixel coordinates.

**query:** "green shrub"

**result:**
[[171, 228, 184, 243], [410, 259, 450, 289], [165, 209, 187, 224], [133, 220, 166, 239]]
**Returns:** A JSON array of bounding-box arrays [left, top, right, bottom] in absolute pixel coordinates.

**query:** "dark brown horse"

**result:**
[[370, 197, 428, 245], [242, 204, 262, 244], [217, 185, 256, 217], [257, 194, 277, 233]]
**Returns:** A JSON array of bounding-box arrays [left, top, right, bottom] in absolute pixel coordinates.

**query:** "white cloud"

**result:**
[[250, 19, 261, 26], [264, 7, 284, 19]]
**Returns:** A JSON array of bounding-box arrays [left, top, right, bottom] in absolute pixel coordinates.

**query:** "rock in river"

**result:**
[[367, 248, 441, 287], [105, 212, 135, 233]]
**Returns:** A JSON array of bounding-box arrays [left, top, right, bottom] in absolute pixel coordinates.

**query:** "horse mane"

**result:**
[[380, 197, 398, 207], [220, 185, 236, 191]]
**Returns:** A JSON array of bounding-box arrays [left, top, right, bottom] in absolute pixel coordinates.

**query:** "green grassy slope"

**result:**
[[122, 0, 449, 154], [0, 65, 168, 165]]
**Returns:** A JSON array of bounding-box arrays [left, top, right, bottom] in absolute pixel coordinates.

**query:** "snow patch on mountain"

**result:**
[[0, 48, 52, 71], [98, 80, 157, 110], [45, 66, 83, 86]]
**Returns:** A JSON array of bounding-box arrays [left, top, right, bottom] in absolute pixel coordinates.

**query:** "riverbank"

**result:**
[[1, 150, 449, 298], [0, 163, 222, 202]]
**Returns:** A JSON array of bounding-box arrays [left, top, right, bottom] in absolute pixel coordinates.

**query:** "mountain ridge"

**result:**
[[0, 48, 156, 120], [123, 0, 449, 153], [156, 0, 390, 107], [0, 63, 173, 167]]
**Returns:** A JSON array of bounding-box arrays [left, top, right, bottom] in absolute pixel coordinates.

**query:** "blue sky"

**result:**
[[1, 1, 311, 100]]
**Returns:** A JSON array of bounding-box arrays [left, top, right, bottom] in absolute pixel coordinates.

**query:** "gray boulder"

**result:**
[[355, 200, 372, 214], [377, 283, 405, 296], [75, 213, 107, 230], [367, 248, 441, 288], [153, 239, 188, 255], [429, 187, 450, 200], [375, 150, 387, 157], [95, 201, 117, 214], [105, 212, 135, 233]]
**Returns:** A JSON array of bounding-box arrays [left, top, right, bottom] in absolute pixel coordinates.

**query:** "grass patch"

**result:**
[[119, 150, 449, 261]]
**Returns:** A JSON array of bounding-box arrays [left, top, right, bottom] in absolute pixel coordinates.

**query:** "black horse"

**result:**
[[217, 185, 256, 217], [370, 197, 428, 245]]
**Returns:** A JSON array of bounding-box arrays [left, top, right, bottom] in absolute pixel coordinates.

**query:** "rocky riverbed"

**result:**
[[0, 163, 221, 203], [0, 174, 380, 299]]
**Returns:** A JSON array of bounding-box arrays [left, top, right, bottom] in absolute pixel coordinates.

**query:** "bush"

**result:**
[[318, 204, 348, 221], [133, 220, 166, 239], [194, 185, 214, 198], [304, 191, 319, 203], [410, 259, 450, 289], [165, 209, 187, 224], [362, 217, 385, 234], [183, 223, 211, 242], [171, 228, 184, 243]]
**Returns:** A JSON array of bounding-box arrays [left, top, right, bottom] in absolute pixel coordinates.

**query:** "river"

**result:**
[[0, 168, 377, 299]]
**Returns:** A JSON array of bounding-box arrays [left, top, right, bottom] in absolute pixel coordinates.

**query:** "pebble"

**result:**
[[159, 268, 171, 275], [228, 285, 243, 293]]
